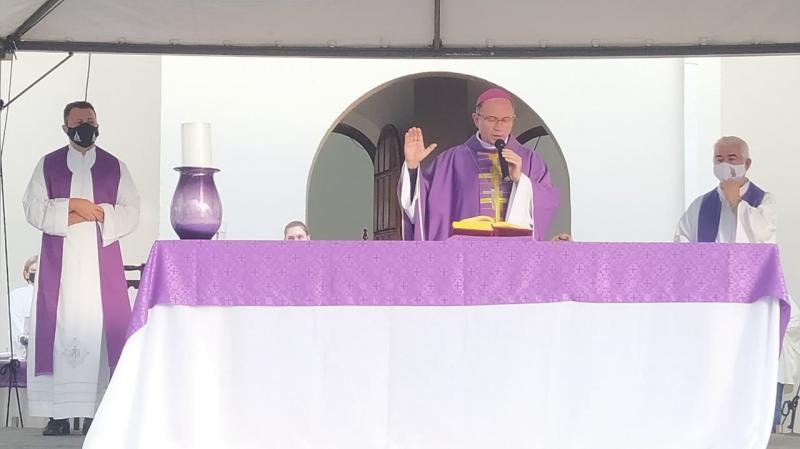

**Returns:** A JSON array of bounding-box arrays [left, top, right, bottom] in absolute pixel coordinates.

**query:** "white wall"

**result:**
[[0, 52, 161, 354], [160, 57, 686, 242], [683, 58, 722, 207], [719, 55, 800, 300]]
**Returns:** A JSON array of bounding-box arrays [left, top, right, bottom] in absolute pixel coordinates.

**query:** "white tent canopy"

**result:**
[[1, 0, 800, 58]]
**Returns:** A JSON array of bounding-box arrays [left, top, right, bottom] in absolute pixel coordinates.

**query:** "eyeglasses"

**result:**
[[477, 114, 515, 124]]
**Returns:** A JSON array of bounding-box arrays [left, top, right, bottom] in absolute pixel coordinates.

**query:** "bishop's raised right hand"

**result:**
[[404, 127, 437, 169]]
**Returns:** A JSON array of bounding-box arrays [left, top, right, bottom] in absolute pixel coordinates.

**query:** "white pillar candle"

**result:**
[[181, 122, 213, 167]]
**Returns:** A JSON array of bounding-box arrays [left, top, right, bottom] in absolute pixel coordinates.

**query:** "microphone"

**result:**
[[494, 139, 511, 182]]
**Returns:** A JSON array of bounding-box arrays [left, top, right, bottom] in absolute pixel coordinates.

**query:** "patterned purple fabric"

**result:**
[[129, 239, 790, 343]]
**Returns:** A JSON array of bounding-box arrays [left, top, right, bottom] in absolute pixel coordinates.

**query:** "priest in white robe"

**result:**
[[8, 255, 38, 360], [674, 135, 797, 431], [674, 136, 776, 244], [23, 101, 139, 436]]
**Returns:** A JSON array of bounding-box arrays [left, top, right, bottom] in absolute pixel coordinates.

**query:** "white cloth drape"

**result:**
[[85, 299, 780, 449]]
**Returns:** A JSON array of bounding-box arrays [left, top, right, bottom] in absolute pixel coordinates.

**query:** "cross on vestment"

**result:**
[[478, 153, 509, 221]]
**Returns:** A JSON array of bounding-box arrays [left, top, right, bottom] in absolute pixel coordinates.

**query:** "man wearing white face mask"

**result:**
[[674, 135, 776, 243]]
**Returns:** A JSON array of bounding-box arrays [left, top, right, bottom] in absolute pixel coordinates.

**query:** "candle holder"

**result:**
[[170, 166, 222, 240]]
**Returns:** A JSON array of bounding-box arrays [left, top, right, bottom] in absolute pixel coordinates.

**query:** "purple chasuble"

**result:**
[[399, 135, 560, 241], [697, 182, 766, 242], [35, 146, 131, 376]]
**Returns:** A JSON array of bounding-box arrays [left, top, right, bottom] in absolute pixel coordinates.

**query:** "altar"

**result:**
[[83, 238, 789, 449]]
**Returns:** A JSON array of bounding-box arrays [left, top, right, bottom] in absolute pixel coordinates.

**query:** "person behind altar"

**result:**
[[672, 135, 798, 432], [397, 87, 570, 242], [22, 101, 140, 436], [9, 255, 38, 360], [284, 221, 310, 240], [674, 136, 775, 244]]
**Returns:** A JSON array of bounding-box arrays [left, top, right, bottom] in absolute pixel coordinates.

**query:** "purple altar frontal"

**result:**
[[130, 238, 789, 338]]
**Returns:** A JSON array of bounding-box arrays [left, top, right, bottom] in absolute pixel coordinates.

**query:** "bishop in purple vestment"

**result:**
[[398, 88, 561, 241]]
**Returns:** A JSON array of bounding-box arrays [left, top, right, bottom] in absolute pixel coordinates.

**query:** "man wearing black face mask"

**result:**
[[22, 101, 140, 436]]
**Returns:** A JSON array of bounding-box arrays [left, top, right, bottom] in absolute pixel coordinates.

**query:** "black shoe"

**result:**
[[82, 417, 93, 435], [42, 418, 70, 436]]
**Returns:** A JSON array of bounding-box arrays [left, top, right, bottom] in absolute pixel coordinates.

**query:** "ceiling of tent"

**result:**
[[1, 0, 799, 58]]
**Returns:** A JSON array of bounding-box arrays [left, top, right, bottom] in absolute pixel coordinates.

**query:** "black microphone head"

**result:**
[[494, 139, 505, 150]]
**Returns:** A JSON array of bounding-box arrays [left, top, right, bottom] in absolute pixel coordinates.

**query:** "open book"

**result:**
[[452, 216, 533, 237]]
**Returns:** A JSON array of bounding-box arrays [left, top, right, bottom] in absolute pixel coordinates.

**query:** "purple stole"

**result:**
[[697, 182, 766, 242], [399, 135, 560, 241], [35, 146, 131, 376]]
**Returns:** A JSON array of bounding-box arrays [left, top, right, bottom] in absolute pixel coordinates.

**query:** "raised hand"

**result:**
[[404, 127, 437, 169]]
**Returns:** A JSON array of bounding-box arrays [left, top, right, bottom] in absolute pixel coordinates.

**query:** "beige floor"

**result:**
[[0, 428, 799, 449]]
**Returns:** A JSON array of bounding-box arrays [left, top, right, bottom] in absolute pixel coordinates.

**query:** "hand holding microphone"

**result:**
[[494, 139, 522, 182]]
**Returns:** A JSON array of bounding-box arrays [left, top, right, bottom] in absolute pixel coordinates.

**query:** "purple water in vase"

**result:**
[[170, 167, 222, 239]]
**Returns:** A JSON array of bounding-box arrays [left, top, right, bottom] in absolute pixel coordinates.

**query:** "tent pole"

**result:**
[[0, 52, 73, 111]]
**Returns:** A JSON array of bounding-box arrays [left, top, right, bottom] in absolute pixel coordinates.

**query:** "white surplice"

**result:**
[[9, 284, 34, 359], [674, 182, 777, 244]]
